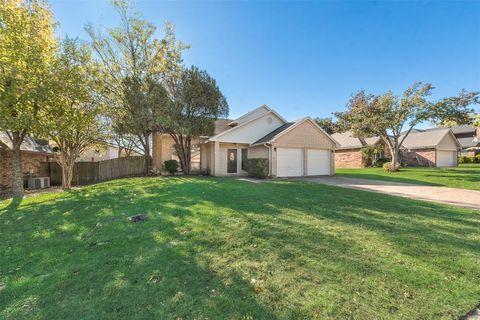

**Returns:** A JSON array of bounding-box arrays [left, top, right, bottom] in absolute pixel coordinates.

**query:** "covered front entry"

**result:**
[[277, 148, 304, 177]]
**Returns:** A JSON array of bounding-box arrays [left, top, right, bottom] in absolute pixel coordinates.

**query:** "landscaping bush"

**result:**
[[244, 158, 269, 179], [374, 157, 389, 168], [383, 162, 400, 172], [163, 160, 179, 175], [458, 156, 480, 164]]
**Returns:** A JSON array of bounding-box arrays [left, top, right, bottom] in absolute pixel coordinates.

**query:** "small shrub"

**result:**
[[383, 162, 400, 172], [163, 160, 179, 175], [374, 157, 389, 168], [458, 156, 467, 164], [475, 155, 480, 163], [244, 158, 269, 179]]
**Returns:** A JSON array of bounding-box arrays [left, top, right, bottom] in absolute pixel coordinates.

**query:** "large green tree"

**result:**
[[0, 0, 57, 197], [86, 0, 187, 173], [336, 82, 479, 171], [314, 117, 343, 135], [160, 66, 228, 174], [40, 38, 104, 190]]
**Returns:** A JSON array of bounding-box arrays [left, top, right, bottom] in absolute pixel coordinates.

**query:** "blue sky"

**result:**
[[51, 0, 480, 123]]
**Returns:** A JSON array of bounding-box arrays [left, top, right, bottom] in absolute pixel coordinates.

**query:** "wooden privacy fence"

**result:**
[[43, 156, 148, 186]]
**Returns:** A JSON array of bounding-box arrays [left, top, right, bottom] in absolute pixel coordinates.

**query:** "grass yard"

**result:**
[[1, 177, 479, 319], [336, 164, 480, 190]]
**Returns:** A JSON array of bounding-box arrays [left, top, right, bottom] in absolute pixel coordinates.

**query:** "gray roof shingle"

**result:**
[[253, 122, 295, 145]]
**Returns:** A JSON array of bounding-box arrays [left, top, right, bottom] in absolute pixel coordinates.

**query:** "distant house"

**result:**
[[331, 131, 385, 168], [0, 132, 53, 193], [332, 128, 461, 168], [448, 125, 479, 156], [76, 143, 142, 162]]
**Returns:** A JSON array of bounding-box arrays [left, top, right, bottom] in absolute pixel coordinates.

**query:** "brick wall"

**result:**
[[401, 148, 436, 167], [0, 149, 50, 193], [334, 149, 363, 168]]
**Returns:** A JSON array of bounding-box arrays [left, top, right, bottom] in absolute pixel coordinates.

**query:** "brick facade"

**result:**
[[401, 148, 436, 167], [0, 149, 50, 194], [334, 149, 363, 168]]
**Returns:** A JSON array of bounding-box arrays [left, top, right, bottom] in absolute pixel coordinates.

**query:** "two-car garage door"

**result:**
[[276, 148, 331, 177]]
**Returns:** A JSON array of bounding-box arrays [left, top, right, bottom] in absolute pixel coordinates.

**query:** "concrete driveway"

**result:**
[[303, 176, 480, 210]]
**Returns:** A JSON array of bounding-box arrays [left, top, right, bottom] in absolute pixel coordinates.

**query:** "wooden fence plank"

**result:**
[[42, 156, 148, 186]]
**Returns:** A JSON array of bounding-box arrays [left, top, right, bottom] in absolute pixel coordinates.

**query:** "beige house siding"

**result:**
[[274, 120, 335, 149], [213, 113, 284, 144], [437, 132, 459, 151], [271, 121, 335, 177], [248, 145, 269, 159]]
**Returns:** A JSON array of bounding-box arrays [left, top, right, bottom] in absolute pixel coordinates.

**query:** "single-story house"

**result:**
[[399, 128, 461, 167], [331, 131, 385, 168], [199, 105, 338, 177], [0, 132, 53, 193], [331, 128, 461, 168]]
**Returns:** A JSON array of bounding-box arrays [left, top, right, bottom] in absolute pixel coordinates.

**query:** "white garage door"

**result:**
[[277, 148, 303, 177], [307, 149, 331, 175], [436, 150, 457, 167]]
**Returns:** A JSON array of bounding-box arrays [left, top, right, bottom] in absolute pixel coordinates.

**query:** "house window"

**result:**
[[241, 149, 248, 170]]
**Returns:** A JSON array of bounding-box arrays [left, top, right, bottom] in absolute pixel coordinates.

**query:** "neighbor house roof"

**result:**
[[0, 132, 53, 154], [400, 128, 460, 150], [455, 137, 479, 148], [330, 131, 381, 150], [449, 125, 477, 135]]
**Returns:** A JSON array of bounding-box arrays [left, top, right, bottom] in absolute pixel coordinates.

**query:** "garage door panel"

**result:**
[[277, 148, 303, 177], [307, 149, 331, 175], [437, 150, 456, 167]]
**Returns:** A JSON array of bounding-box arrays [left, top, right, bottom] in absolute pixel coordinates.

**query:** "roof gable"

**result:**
[[253, 117, 338, 147], [229, 105, 271, 126], [401, 128, 460, 150], [209, 111, 286, 144]]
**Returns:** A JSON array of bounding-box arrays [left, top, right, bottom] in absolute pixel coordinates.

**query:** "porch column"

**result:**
[[213, 141, 220, 176]]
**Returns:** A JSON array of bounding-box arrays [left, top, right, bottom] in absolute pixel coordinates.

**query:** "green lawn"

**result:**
[[1, 177, 479, 319], [336, 164, 480, 190]]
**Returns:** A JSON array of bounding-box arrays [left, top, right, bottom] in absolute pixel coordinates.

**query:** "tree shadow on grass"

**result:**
[[1, 176, 479, 319]]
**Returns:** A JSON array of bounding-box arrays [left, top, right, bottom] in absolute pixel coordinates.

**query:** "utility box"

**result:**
[[28, 177, 51, 189]]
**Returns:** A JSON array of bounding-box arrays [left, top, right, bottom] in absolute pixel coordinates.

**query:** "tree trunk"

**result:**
[[61, 158, 75, 190], [174, 136, 191, 175], [143, 132, 151, 175], [11, 143, 24, 198], [11, 132, 25, 198]]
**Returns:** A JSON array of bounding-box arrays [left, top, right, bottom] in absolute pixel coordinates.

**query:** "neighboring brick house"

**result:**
[[332, 128, 461, 168], [0, 132, 53, 194], [331, 131, 385, 168], [449, 125, 479, 156], [399, 128, 460, 167]]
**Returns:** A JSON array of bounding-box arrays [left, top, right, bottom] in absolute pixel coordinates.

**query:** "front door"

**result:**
[[227, 149, 237, 173]]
